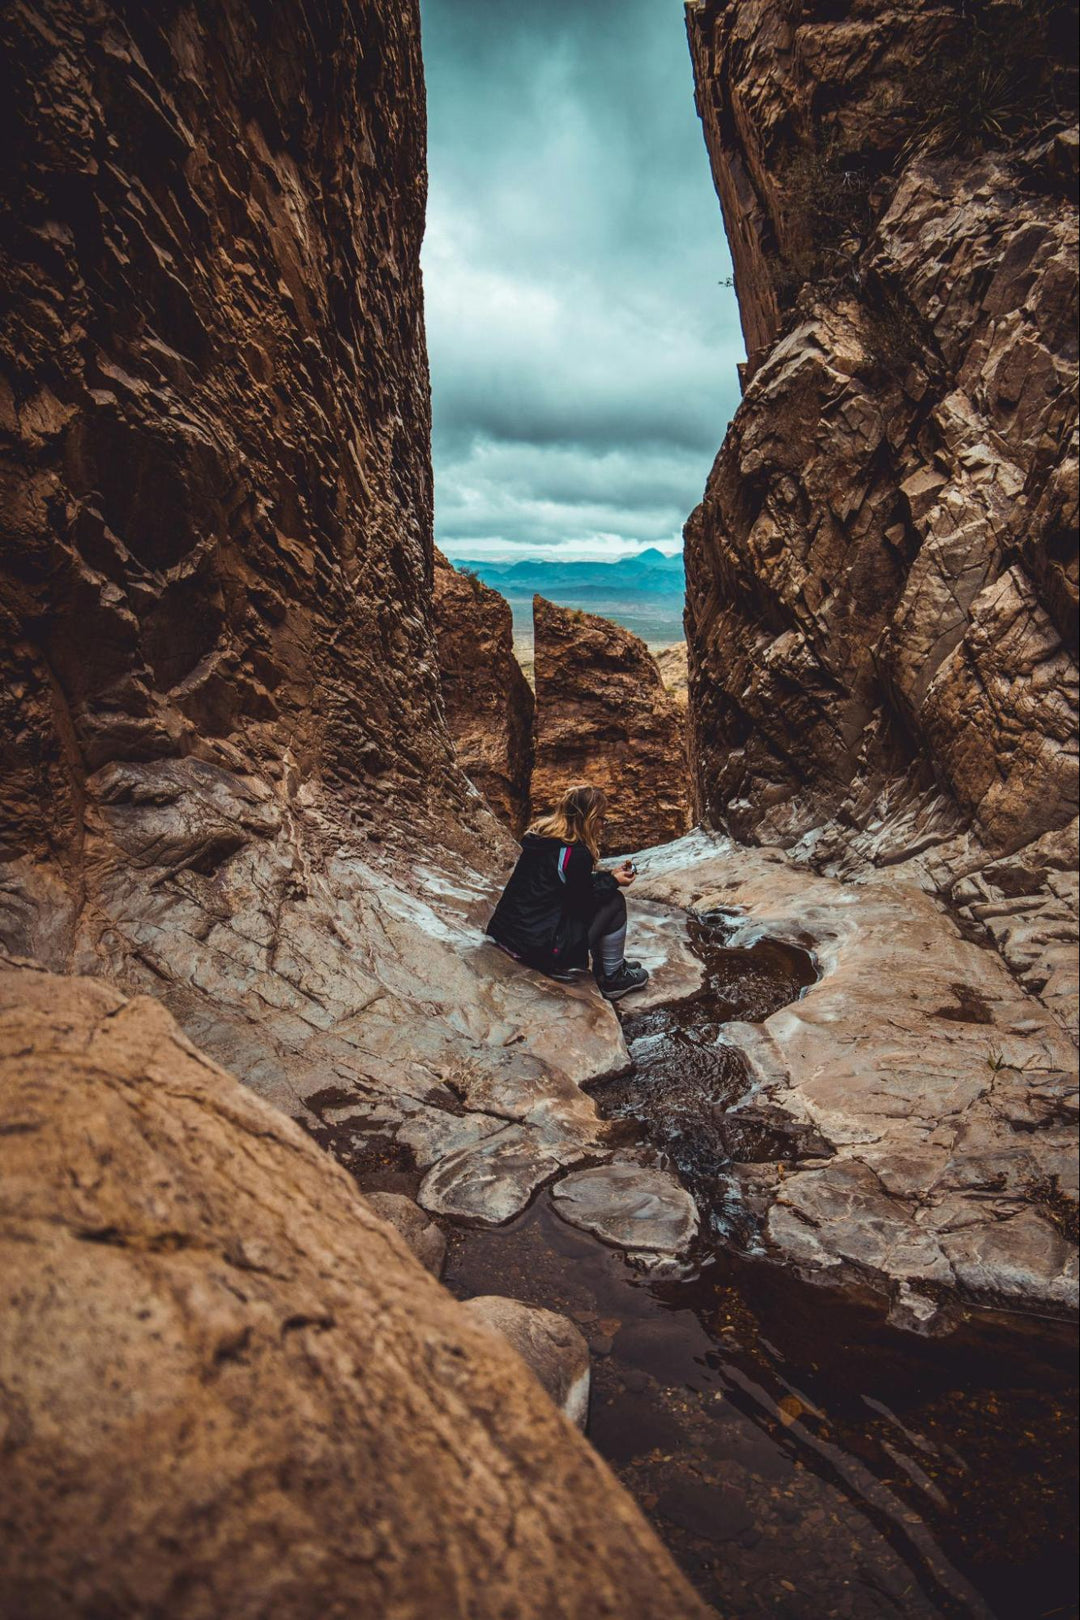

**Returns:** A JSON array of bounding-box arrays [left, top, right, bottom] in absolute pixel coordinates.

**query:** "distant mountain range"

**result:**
[[445, 548, 686, 648], [448, 548, 685, 598]]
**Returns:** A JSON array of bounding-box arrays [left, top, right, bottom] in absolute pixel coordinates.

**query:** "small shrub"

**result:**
[[900, 0, 1078, 160], [862, 277, 943, 383], [779, 134, 876, 272]]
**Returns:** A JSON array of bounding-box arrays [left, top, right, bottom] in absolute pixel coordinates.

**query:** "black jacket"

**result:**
[[486, 834, 618, 973]]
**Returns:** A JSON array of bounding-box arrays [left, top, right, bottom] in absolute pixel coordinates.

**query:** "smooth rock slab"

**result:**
[[461, 1296, 591, 1429], [551, 1165, 699, 1257], [362, 1192, 447, 1277], [418, 1124, 565, 1226]]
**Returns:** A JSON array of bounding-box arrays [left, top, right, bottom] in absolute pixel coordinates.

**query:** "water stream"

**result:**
[[324, 913, 1078, 1618]]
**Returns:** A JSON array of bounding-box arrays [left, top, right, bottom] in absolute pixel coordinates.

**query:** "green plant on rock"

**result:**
[[776, 133, 877, 302], [900, 0, 1078, 159]]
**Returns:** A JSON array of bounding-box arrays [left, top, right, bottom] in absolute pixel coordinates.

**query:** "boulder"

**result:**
[[0, 966, 712, 1619], [460, 1296, 591, 1429], [433, 551, 535, 836], [362, 1191, 447, 1277], [532, 596, 690, 854], [552, 1165, 700, 1262]]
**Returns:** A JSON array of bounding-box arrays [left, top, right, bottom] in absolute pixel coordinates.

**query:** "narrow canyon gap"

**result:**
[[0, 1, 1076, 1617]]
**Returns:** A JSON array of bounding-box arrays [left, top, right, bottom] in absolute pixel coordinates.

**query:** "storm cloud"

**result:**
[[420, 0, 744, 561]]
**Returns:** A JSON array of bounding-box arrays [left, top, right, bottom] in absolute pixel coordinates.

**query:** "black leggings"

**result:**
[[587, 889, 627, 967]]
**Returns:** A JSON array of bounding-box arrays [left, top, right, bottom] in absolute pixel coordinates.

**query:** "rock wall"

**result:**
[[432, 551, 534, 836], [0, 1, 549, 1116], [0, 0, 653, 1287], [683, 0, 1078, 888], [0, 0, 487, 961], [532, 596, 690, 854], [0, 965, 711, 1619]]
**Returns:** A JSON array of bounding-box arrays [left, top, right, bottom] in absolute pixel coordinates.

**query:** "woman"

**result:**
[[486, 784, 649, 1001]]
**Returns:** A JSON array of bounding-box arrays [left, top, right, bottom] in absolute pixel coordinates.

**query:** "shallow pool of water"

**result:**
[[447, 913, 1077, 1618], [324, 908, 1077, 1617], [596, 912, 821, 1240], [446, 1198, 1077, 1619]]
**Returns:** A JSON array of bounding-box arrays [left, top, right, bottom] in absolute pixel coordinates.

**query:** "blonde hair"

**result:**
[[528, 783, 607, 860]]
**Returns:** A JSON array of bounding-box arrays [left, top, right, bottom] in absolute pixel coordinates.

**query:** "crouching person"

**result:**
[[486, 783, 649, 1001]]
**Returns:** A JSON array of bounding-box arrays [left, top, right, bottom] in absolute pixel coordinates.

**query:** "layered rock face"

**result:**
[[0, 0, 484, 963], [0, 1, 566, 1139], [532, 596, 690, 854], [684, 0, 1078, 908], [432, 551, 534, 836], [0, 965, 710, 1619]]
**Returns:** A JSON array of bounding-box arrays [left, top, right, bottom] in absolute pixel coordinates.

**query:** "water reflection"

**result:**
[[446, 915, 1077, 1618]]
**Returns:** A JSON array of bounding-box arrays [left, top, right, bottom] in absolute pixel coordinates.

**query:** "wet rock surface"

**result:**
[[595, 912, 822, 1226], [0, 966, 711, 1619], [553, 1165, 700, 1264], [432, 551, 534, 837], [532, 595, 690, 853], [683, 0, 1078, 965], [419, 1123, 574, 1227], [440, 854, 1076, 1615], [633, 834, 1078, 1324], [446, 1197, 1077, 1620]]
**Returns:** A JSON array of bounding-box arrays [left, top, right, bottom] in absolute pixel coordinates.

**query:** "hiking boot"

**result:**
[[598, 961, 650, 1001]]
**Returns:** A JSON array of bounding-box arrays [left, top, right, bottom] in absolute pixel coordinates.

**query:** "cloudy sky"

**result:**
[[419, 0, 744, 562]]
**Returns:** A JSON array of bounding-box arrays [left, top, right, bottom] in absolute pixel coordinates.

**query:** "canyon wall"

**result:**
[[433, 551, 534, 836], [0, 0, 486, 964], [684, 0, 1078, 891], [0, 0, 536, 1110], [532, 596, 690, 854]]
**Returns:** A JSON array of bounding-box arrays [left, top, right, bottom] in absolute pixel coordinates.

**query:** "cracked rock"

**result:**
[[418, 1124, 573, 1226]]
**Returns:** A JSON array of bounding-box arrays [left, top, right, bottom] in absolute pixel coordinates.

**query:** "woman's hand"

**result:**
[[613, 862, 636, 887]]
